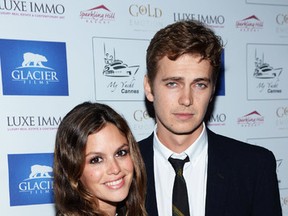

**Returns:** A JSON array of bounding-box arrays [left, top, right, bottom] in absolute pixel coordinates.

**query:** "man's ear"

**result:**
[[144, 75, 154, 102]]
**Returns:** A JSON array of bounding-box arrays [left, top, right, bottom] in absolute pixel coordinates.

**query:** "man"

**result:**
[[139, 20, 282, 216]]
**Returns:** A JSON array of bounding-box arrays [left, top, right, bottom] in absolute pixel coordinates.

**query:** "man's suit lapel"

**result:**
[[139, 134, 159, 216], [205, 129, 229, 216]]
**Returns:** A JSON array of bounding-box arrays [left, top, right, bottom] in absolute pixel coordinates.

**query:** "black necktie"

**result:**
[[168, 156, 190, 216]]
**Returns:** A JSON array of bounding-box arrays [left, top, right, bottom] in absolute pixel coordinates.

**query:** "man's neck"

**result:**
[[156, 123, 204, 153]]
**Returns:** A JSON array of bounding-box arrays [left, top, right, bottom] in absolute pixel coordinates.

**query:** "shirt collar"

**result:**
[[153, 123, 208, 163]]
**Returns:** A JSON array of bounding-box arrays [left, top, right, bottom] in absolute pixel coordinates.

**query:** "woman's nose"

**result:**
[[107, 158, 121, 175]]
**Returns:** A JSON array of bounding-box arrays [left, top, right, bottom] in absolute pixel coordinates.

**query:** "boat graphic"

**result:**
[[103, 45, 139, 77], [253, 50, 282, 79]]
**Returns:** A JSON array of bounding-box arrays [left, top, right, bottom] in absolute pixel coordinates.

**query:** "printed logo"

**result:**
[[0, 0, 65, 19], [237, 111, 264, 127], [117, 104, 155, 141], [8, 153, 54, 206], [281, 195, 288, 214], [236, 15, 263, 32], [80, 5, 115, 24], [207, 113, 227, 127], [247, 44, 288, 100], [276, 13, 288, 37], [128, 4, 164, 31], [6, 115, 62, 132], [173, 12, 225, 29], [275, 106, 288, 130], [254, 50, 282, 80], [131, 107, 155, 140], [133, 109, 151, 122], [276, 13, 288, 26], [129, 4, 162, 18], [103, 47, 139, 78], [93, 37, 149, 101], [253, 49, 282, 93], [0, 39, 68, 96]]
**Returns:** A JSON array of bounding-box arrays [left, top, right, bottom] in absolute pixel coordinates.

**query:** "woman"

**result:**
[[53, 102, 147, 216]]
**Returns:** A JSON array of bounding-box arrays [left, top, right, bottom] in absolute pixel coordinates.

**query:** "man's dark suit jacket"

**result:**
[[138, 128, 282, 216]]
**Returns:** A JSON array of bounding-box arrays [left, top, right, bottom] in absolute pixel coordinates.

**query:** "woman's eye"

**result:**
[[90, 156, 102, 164], [116, 149, 129, 157]]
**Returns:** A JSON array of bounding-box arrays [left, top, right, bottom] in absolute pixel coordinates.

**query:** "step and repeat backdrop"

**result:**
[[0, 0, 288, 215]]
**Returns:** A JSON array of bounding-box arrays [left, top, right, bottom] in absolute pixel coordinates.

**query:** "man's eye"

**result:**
[[196, 83, 207, 89], [116, 149, 129, 157], [90, 156, 102, 164], [166, 82, 177, 87]]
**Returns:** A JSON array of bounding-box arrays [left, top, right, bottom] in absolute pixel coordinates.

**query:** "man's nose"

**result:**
[[178, 87, 193, 106]]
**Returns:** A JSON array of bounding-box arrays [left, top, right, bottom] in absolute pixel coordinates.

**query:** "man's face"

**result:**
[[144, 54, 215, 144]]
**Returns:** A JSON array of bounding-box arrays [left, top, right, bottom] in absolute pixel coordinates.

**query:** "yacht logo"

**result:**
[[247, 44, 288, 100], [93, 37, 148, 101], [252, 49, 283, 94], [254, 50, 282, 79], [103, 45, 139, 77]]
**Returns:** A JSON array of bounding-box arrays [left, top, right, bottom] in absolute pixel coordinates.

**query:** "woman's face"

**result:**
[[80, 123, 134, 212]]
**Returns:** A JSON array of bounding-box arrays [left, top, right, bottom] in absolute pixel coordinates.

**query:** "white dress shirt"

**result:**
[[153, 123, 208, 216]]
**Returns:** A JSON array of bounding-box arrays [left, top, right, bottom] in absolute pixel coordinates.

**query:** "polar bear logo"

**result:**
[[29, 164, 53, 179], [22, 52, 48, 67]]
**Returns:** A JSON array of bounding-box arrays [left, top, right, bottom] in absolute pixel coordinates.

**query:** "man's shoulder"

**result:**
[[207, 129, 275, 160], [138, 133, 154, 146], [137, 134, 154, 165]]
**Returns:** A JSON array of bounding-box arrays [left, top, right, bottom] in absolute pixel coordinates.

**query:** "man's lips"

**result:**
[[174, 113, 194, 120]]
